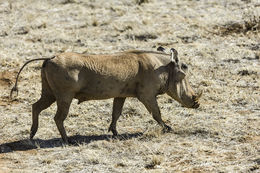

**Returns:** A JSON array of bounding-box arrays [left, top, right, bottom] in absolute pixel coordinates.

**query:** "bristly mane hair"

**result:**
[[127, 50, 170, 56]]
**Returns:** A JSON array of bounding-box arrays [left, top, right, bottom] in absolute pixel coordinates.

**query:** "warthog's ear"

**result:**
[[170, 48, 179, 63]]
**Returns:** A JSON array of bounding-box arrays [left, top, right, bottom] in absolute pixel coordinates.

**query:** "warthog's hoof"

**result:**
[[30, 132, 36, 140], [67, 138, 76, 145], [162, 125, 172, 133], [60, 138, 70, 145], [108, 126, 118, 136], [112, 131, 118, 136]]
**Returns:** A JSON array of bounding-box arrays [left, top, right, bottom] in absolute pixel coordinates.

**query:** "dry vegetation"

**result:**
[[0, 0, 259, 172]]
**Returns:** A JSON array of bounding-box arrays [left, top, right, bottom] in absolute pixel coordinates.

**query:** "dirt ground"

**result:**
[[0, 0, 259, 172]]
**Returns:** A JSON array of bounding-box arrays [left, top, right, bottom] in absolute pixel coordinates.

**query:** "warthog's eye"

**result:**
[[181, 63, 188, 70]]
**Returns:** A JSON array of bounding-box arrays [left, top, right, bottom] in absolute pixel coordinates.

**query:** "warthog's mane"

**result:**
[[126, 50, 170, 56]]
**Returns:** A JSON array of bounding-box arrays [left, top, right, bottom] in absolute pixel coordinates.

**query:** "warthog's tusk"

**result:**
[[196, 90, 203, 100]]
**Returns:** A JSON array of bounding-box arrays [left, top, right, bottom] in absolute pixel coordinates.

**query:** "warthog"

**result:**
[[11, 47, 201, 143]]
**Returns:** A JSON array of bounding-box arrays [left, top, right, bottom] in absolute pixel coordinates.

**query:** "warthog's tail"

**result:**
[[10, 56, 55, 100]]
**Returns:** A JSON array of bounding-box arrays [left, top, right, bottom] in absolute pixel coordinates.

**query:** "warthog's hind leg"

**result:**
[[54, 96, 73, 144], [108, 97, 126, 136], [30, 94, 56, 139]]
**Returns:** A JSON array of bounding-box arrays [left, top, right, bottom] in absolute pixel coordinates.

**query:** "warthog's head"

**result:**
[[166, 48, 202, 108]]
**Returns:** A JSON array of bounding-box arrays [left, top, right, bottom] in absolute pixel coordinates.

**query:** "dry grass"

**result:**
[[213, 10, 260, 36], [0, 0, 259, 172]]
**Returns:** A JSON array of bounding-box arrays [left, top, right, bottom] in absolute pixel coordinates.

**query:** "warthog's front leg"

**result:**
[[138, 96, 172, 132], [108, 97, 126, 136]]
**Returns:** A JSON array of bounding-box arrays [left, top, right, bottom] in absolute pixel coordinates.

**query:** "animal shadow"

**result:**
[[0, 132, 143, 154]]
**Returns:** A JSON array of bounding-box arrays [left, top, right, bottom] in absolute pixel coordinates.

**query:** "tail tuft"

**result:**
[[10, 86, 18, 100], [9, 57, 55, 101]]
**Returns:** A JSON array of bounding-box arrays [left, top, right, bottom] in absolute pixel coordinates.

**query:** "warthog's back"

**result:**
[[43, 51, 163, 101]]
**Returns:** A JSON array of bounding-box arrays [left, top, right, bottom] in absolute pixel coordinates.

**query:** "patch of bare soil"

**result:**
[[0, 70, 14, 88], [0, 70, 19, 106]]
